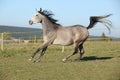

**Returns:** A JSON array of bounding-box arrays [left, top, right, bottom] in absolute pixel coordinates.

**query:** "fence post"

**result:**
[[62, 46, 64, 53], [19, 37, 21, 44], [34, 35, 37, 44], [1, 33, 4, 51]]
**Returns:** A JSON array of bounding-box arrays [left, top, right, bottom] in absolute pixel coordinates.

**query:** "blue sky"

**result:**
[[0, 0, 120, 37]]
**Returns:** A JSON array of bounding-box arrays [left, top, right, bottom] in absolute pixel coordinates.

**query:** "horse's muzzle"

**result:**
[[29, 20, 33, 25]]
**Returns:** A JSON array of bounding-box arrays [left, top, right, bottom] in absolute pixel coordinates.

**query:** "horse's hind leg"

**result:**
[[62, 43, 78, 62], [62, 47, 78, 62], [78, 43, 84, 60]]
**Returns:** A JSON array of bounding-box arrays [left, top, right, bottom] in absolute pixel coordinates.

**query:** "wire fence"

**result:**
[[0, 32, 57, 51], [0, 31, 120, 51]]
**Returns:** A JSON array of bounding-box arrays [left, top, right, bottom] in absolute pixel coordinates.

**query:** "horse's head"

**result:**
[[29, 8, 44, 25]]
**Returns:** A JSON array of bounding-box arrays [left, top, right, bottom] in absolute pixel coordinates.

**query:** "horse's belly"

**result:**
[[53, 38, 73, 46]]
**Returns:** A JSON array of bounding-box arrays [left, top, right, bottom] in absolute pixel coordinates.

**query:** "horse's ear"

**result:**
[[40, 8, 42, 12], [35, 8, 37, 12]]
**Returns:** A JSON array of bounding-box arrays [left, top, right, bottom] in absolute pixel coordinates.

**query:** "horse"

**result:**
[[29, 8, 112, 63]]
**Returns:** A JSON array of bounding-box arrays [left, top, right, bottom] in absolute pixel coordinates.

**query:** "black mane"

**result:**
[[38, 8, 61, 26]]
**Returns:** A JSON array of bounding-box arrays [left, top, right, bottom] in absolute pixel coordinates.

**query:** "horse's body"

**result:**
[[29, 8, 112, 63], [50, 25, 88, 46]]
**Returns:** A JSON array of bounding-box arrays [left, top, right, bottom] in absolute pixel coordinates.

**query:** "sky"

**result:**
[[0, 0, 120, 37]]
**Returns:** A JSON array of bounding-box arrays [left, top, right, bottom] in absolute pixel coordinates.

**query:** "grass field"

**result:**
[[0, 41, 120, 80]]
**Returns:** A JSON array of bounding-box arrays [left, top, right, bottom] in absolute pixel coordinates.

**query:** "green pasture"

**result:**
[[0, 41, 120, 80]]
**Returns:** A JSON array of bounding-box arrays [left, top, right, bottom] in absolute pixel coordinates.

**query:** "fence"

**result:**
[[0, 32, 66, 52], [0, 32, 119, 51], [1, 33, 3, 51]]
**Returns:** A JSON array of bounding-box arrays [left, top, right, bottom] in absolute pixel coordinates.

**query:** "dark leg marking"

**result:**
[[34, 46, 48, 63], [29, 48, 41, 61], [78, 43, 84, 60]]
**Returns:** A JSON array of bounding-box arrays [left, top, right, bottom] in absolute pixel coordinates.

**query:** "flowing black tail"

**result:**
[[87, 14, 112, 33]]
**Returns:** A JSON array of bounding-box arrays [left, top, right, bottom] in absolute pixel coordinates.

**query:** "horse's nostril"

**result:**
[[29, 20, 33, 25]]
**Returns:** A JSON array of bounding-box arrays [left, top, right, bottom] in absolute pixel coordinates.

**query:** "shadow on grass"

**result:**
[[80, 56, 113, 61]]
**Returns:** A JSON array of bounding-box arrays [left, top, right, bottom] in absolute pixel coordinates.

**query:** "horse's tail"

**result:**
[[87, 14, 112, 33]]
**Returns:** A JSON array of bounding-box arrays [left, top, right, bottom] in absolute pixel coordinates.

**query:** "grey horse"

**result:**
[[29, 8, 112, 63]]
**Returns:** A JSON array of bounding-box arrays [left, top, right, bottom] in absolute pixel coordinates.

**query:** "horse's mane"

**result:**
[[38, 8, 61, 26]]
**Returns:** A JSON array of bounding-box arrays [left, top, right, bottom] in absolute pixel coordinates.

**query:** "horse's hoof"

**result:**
[[28, 57, 32, 61], [62, 58, 67, 62]]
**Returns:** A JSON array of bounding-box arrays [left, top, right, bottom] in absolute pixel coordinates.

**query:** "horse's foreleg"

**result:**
[[33, 46, 48, 63], [29, 42, 49, 61], [29, 48, 41, 61]]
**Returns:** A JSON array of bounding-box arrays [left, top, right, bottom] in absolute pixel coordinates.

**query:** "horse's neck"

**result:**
[[41, 18, 57, 35], [41, 18, 59, 44]]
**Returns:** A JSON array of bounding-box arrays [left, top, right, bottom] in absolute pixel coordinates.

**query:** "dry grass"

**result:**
[[0, 41, 120, 80]]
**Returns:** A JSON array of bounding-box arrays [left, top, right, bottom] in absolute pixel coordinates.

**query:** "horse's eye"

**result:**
[[36, 15, 38, 16]]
